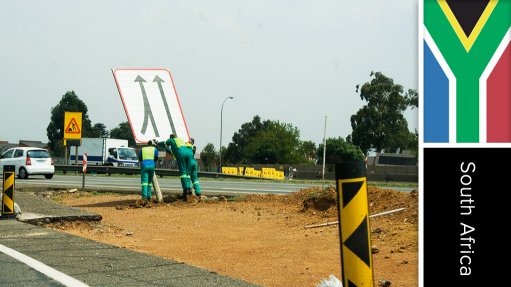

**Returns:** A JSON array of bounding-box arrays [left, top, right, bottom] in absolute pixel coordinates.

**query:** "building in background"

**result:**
[[0, 140, 49, 154]]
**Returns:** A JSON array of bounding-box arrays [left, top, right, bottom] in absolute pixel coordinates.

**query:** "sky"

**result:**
[[0, 0, 418, 152]]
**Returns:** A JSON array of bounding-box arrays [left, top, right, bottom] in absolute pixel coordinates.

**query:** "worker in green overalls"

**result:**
[[155, 134, 193, 200], [187, 138, 202, 197], [138, 140, 159, 203]]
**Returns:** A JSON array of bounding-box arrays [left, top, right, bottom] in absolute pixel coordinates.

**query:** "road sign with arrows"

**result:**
[[112, 68, 190, 144]]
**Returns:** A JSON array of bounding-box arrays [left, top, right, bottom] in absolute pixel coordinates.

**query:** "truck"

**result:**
[[69, 138, 139, 167]]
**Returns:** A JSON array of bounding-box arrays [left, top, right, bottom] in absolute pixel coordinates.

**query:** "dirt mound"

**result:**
[[243, 186, 418, 224], [51, 186, 417, 224], [368, 187, 418, 224]]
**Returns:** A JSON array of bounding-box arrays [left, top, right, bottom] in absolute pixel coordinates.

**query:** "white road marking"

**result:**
[[0, 244, 89, 287]]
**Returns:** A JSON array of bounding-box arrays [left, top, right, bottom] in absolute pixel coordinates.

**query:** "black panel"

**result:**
[[445, 0, 490, 36], [424, 148, 509, 285]]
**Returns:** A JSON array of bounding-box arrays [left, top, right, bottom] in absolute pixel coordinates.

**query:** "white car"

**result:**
[[0, 147, 55, 179]]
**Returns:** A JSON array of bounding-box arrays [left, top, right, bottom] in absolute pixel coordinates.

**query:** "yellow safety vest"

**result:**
[[174, 137, 186, 148], [142, 146, 155, 160]]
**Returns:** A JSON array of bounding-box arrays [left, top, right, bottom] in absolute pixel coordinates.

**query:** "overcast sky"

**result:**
[[1, 0, 418, 152]]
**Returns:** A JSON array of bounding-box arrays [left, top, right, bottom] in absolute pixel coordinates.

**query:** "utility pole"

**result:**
[[322, 116, 327, 180], [219, 96, 234, 174]]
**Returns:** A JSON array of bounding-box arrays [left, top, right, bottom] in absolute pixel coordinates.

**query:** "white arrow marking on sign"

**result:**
[[134, 75, 159, 137]]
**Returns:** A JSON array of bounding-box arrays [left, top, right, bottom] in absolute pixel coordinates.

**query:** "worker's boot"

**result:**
[[181, 189, 188, 201], [135, 198, 148, 207]]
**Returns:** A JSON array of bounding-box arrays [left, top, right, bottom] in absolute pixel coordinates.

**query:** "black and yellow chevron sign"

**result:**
[[336, 162, 373, 287], [2, 165, 15, 215]]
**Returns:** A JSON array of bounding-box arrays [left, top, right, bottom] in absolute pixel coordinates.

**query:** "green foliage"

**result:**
[[317, 137, 364, 164], [46, 91, 93, 156], [245, 121, 303, 164], [300, 140, 317, 164], [350, 71, 417, 153], [407, 89, 418, 109], [225, 115, 266, 164], [91, 123, 109, 138], [224, 115, 306, 164], [200, 143, 218, 172], [110, 122, 135, 147], [408, 130, 419, 158]]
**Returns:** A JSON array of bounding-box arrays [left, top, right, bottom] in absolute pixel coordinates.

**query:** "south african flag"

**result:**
[[424, 0, 511, 143]]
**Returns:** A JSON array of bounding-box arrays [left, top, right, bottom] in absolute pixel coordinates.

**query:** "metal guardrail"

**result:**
[[55, 165, 417, 182], [55, 165, 417, 183], [54, 164, 269, 180]]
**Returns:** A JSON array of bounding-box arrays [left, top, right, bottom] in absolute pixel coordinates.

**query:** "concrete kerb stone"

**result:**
[[11, 191, 102, 224], [17, 212, 102, 225]]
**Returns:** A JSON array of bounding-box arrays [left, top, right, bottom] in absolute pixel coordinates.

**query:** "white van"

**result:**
[[69, 138, 138, 167]]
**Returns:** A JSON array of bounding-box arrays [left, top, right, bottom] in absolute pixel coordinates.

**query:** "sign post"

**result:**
[[152, 172, 163, 203], [82, 153, 87, 190], [64, 139, 68, 165]]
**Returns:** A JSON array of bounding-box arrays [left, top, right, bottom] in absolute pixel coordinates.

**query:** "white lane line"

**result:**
[[0, 244, 89, 287]]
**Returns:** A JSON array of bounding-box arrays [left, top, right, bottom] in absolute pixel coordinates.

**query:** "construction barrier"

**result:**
[[261, 168, 275, 179], [221, 166, 284, 180], [221, 167, 238, 175], [244, 167, 255, 176], [275, 170, 285, 180]]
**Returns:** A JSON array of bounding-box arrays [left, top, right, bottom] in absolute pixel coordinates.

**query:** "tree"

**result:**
[[317, 137, 364, 164], [47, 91, 93, 156], [245, 121, 303, 164], [200, 143, 218, 172], [224, 115, 305, 164], [350, 72, 417, 153], [91, 123, 109, 138], [224, 115, 266, 164], [408, 129, 419, 157], [110, 122, 135, 147], [300, 140, 317, 164]]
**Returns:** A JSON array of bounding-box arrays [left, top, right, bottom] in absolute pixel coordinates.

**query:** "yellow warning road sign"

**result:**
[[336, 162, 374, 287], [2, 165, 15, 215], [64, 112, 82, 139]]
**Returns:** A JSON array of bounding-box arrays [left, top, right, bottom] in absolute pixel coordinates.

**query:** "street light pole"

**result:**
[[322, 116, 327, 180], [219, 96, 234, 174]]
